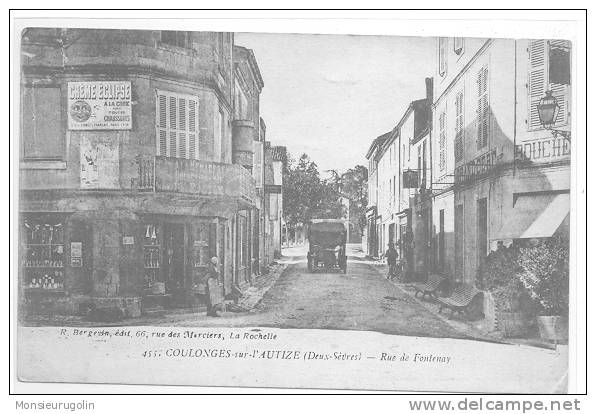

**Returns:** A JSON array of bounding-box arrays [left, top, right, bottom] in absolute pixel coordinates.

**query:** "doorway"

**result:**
[[163, 223, 185, 292], [477, 198, 488, 268]]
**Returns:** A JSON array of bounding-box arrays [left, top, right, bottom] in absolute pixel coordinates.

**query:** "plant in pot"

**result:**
[[518, 236, 569, 343], [477, 245, 532, 337]]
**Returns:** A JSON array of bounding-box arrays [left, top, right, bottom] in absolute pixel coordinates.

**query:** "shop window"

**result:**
[[143, 224, 162, 289], [21, 87, 63, 160], [160, 31, 191, 49], [156, 90, 199, 159], [21, 216, 65, 290]]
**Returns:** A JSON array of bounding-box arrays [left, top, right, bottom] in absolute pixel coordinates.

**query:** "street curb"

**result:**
[[237, 262, 289, 311], [367, 262, 503, 343]]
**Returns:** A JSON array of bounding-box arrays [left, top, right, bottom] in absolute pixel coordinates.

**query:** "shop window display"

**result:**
[[22, 217, 65, 290], [143, 224, 161, 289]]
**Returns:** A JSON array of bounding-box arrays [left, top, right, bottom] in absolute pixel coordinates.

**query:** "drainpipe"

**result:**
[[513, 39, 518, 177]]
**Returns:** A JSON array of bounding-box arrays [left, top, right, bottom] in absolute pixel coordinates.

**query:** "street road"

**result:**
[[171, 245, 466, 339]]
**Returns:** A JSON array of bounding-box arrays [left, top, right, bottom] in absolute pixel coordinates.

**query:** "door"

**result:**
[[163, 223, 185, 292], [439, 209, 445, 274], [477, 198, 488, 269], [454, 204, 464, 282]]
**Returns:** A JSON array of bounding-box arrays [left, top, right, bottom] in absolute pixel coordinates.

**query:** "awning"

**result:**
[[497, 192, 569, 239]]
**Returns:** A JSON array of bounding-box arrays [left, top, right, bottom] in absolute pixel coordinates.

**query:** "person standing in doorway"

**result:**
[[385, 243, 399, 280], [206, 256, 223, 317]]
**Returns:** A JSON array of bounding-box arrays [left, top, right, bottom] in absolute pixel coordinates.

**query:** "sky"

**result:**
[[235, 32, 435, 174]]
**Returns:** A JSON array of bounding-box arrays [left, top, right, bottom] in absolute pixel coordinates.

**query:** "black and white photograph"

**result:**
[[10, 10, 586, 395]]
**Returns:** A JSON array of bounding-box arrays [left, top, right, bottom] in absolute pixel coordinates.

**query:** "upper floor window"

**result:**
[[476, 66, 489, 150], [161, 31, 191, 49], [438, 38, 448, 77], [527, 39, 571, 130], [21, 86, 63, 160], [234, 80, 249, 120], [156, 90, 199, 159], [453, 37, 464, 55]]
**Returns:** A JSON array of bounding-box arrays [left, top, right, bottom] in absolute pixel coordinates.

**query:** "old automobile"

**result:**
[[307, 219, 347, 273]]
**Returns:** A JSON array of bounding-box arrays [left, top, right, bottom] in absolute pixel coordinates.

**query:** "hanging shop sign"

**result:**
[[402, 170, 419, 189], [68, 81, 132, 130]]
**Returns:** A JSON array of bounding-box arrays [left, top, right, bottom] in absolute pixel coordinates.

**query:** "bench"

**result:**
[[411, 274, 445, 300], [437, 284, 483, 319]]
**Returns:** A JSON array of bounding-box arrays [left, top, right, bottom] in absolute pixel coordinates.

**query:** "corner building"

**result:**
[[431, 37, 571, 283], [19, 28, 264, 316]]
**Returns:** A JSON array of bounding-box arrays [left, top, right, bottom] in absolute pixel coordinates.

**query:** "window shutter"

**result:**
[[157, 93, 167, 156], [178, 97, 187, 159], [439, 38, 447, 77], [455, 91, 464, 162], [439, 111, 446, 171], [168, 96, 177, 157], [528, 40, 548, 130], [189, 99, 198, 160], [156, 90, 199, 160], [454, 37, 464, 55], [477, 66, 489, 149]]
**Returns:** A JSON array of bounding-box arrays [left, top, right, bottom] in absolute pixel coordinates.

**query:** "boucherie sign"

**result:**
[[68, 81, 132, 130]]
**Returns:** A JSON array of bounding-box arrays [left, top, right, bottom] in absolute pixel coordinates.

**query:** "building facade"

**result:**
[[19, 28, 272, 317], [431, 37, 571, 284], [364, 80, 433, 280]]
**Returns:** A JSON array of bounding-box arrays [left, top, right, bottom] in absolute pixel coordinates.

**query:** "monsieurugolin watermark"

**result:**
[[16, 400, 95, 411]]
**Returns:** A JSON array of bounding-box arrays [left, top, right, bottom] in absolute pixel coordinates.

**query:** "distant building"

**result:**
[[364, 80, 433, 278]]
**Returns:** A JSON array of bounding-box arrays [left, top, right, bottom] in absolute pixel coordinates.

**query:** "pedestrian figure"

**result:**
[[384, 243, 399, 280], [206, 256, 223, 317]]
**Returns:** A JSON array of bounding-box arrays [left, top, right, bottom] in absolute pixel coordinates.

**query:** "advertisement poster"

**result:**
[[67, 81, 132, 130], [80, 133, 120, 189]]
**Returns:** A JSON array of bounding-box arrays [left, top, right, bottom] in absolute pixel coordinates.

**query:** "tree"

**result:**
[[282, 153, 345, 232], [339, 165, 368, 234]]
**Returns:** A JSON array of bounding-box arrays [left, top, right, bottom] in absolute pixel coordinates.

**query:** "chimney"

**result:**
[[425, 77, 433, 104]]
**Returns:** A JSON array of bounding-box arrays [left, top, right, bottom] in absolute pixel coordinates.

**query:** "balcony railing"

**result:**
[[136, 156, 257, 204]]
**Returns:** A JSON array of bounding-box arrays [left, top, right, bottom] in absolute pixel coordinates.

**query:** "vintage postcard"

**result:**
[[11, 12, 584, 393]]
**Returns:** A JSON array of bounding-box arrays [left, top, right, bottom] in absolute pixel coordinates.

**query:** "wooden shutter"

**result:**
[[477, 66, 489, 149], [528, 40, 548, 130], [157, 93, 167, 156], [156, 91, 199, 159], [439, 38, 447, 77], [168, 96, 177, 157], [439, 111, 446, 171], [189, 99, 198, 160], [455, 91, 464, 162], [454, 37, 464, 55], [178, 97, 187, 159]]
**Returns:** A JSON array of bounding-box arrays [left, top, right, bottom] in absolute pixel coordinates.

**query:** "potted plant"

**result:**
[[518, 236, 569, 343], [477, 245, 532, 337]]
